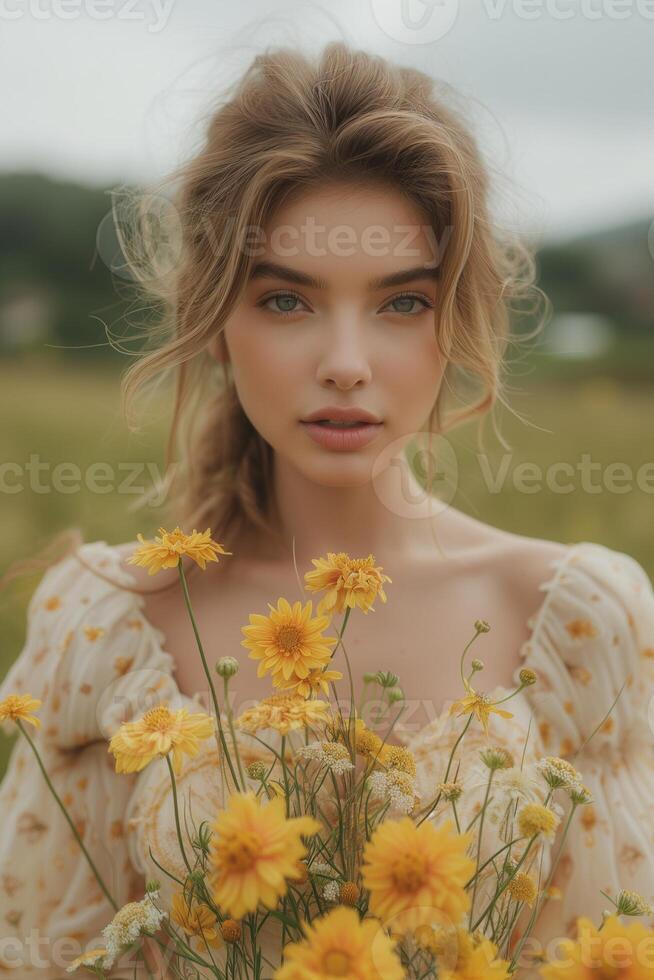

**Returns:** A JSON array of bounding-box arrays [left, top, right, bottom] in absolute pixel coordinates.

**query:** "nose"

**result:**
[[315, 318, 373, 390]]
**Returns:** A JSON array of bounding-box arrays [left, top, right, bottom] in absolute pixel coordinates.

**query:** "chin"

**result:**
[[299, 458, 376, 488]]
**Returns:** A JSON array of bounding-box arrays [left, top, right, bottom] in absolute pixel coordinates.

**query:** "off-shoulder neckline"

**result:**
[[79, 537, 594, 729]]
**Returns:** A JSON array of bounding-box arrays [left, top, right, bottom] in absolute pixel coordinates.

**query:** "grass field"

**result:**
[[1, 352, 653, 777]]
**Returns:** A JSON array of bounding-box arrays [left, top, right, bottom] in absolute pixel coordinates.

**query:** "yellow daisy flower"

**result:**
[[274, 905, 404, 979], [235, 694, 331, 735], [0, 693, 42, 730], [330, 714, 383, 758], [65, 947, 110, 973], [126, 526, 232, 575], [273, 666, 343, 699], [449, 678, 514, 736], [539, 914, 654, 978], [240, 598, 337, 686], [432, 926, 512, 979], [304, 551, 392, 617], [171, 889, 223, 952], [207, 791, 321, 919], [108, 703, 215, 776], [361, 817, 475, 934]]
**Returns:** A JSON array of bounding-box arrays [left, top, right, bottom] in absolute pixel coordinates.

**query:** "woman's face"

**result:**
[[210, 181, 447, 487]]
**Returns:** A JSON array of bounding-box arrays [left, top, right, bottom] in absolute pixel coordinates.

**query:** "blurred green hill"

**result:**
[[0, 171, 133, 358]]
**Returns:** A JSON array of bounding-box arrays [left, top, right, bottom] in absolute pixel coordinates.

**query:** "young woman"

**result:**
[[1, 41, 653, 978]]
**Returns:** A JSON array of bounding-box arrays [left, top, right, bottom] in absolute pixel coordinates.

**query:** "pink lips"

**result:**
[[299, 420, 383, 451]]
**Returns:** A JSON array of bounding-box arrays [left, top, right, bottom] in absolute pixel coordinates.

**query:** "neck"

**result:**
[[252, 452, 451, 569]]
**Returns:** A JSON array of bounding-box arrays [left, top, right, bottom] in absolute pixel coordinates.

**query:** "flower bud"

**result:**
[[375, 671, 399, 689], [246, 760, 268, 781], [479, 746, 514, 771], [438, 780, 463, 802], [474, 619, 491, 634], [216, 656, 239, 679], [221, 919, 242, 943], [340, 882, 360, 906]]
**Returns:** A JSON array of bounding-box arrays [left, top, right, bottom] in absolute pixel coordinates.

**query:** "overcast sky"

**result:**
[[1, 0, 652, 242]]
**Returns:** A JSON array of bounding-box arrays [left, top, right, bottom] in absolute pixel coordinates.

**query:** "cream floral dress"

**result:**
[[1, 539, 653, 977]]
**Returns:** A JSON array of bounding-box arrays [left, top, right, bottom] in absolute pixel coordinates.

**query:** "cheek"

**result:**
[[382, 331, 445, 407], [225, 323, 300, 424]]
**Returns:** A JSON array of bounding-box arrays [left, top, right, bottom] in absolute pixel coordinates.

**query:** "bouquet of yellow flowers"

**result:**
[[2, 525, 652, 979]]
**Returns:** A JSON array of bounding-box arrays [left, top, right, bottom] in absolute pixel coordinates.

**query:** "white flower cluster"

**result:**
[[323, 880, 341, 902], [367, 768, 418, 815], [308, 860, 342, 902], [296, 739, 355, 774], [101, 890, 168, 969], [535, 756, 592, 803], [309, 860, 338, 880], [464, 761, 553, 826]]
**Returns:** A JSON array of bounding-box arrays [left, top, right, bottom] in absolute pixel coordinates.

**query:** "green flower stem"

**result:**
[[459, 628, 484, 687], [471, 833, 538, 933], [337, 605, 354, 695], [279, 734, 291, 818], [177, 563, 244, 793], [464, 836, 525, 888], [508, 802, 579, 971], [16, 719, 117, 911], [468, 769, 495, 929], [327, 607, 354, 754], [331, 609, 364, 883], [357, 677, 372, 717], [223, 676, 247, 790], [165, 754, 193, 876], [416, 713, 473, 827]]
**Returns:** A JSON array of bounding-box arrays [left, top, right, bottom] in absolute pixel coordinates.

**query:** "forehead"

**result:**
[[254, 180, 439, 278]]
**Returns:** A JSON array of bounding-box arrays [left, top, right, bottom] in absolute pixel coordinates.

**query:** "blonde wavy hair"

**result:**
[[2, 39, 547, 596]]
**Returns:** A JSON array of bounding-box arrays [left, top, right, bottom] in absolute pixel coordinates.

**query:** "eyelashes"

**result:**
[[256, 289, 435, 318]]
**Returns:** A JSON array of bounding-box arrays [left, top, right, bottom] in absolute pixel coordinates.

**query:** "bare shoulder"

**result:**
[[484, 526, 571, 619], [440, 509, 571, 617]]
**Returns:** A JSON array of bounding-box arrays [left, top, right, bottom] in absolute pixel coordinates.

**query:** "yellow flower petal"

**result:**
[[0, 694, 42, 731], [108, 703, 215, 775], [126, 527, 231, 575]]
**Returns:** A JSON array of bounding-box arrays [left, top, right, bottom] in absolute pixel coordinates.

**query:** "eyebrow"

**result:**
[[249, 260, 440, 290]]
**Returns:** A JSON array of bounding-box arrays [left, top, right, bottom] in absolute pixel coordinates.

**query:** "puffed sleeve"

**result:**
[[0, 540, 199, 978], [515, 541, 654, 958]]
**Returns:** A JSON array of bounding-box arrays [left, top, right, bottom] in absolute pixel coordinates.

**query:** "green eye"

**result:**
[[385, 294, 433, 316], [273, 294, 299, 313], [259, 292, 307, 316], [391, 296, 418, 314]]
